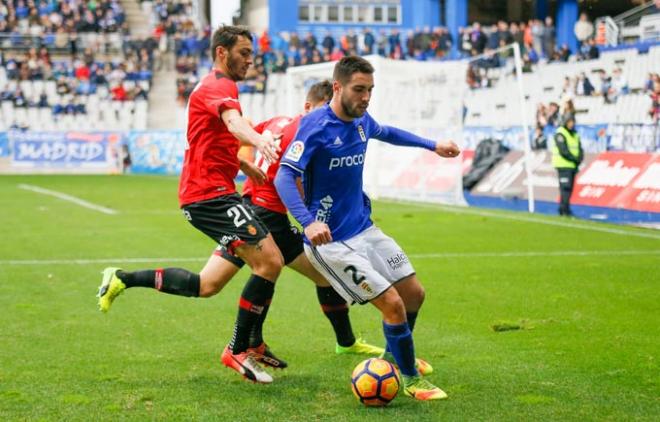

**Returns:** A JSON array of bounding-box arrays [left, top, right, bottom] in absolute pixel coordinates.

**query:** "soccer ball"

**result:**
[[351, 358, 400, 406]]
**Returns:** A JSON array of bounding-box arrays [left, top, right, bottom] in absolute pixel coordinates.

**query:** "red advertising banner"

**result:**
[[572, 152, 660, 212], [611, 154, 659, 212]]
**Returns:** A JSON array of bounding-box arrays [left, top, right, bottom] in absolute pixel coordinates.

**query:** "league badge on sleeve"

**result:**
[[285, 140, 305, 162]]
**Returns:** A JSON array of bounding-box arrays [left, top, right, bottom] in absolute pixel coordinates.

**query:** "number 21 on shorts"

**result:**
[[227, 204, 252, 227]]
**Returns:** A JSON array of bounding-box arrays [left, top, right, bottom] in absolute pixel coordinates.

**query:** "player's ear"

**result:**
[[215, 45, 228, 61], [303, 101, 312, 113]]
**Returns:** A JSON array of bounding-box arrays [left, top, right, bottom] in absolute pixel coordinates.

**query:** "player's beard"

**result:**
[[226, 54, 247, 81], [340, 95, 367, 118]]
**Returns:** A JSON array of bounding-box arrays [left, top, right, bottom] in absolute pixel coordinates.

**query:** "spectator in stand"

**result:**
[[510, 22, 523, 50], [111, 82, 127, 101], [594, 70, 611, 102], [532, 125, 547, 150], [560, 98, 576, 119], [542, 16, 556, 59], [586, 38, 600, 60], [470, 22, 487, 54], [363, 27, 375, 55], [438, 27, 452, 56], [459, 26, 472, 56], [303, 31, 317, 52], [574, 13, 594, 51], [561, 76, 576, 98], [644, 73, 658, 92], [609, 67, 629, 103], [466, 65, 481, 89], [576, 72, 595, 96], [322, 30, 335, 55], [376, 29, 387, 56], [531, 19, 544, 56], [387, 28, 403, 58], [536, 103, 548, 127], [546, 102, 560, 127], [649, 78, 660, 123], [259, 30, 271, 54], [555, 44, 570, 62]]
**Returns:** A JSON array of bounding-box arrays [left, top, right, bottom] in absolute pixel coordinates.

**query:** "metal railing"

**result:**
[[613, 1, 657, 28]]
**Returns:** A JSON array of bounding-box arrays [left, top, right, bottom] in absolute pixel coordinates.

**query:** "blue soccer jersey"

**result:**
[[279, 104, 382, 242]]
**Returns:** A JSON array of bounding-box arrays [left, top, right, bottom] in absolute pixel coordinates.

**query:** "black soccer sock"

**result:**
[[316, 286, 356, 347], [248, 297, 272, 348], [229, 274, 275, 354], [116, 268, 200, 297]]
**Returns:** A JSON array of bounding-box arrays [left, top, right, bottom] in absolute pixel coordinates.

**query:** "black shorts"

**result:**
[[244, 197, 304, 265], [182, 194, 269, 255], [212, 197, 304, 268]]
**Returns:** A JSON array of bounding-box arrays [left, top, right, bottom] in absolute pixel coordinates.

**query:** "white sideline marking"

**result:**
[[380, 201, 660, 240], [18, 184, 118, 215], [410, 250, 660, 259], [1, 250, 657, 266]]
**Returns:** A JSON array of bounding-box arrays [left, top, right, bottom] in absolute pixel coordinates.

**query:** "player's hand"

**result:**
[[305, 221, 332, 246], [435, 140, 460, 158], [256, 131, 281, 164], [240, 159, 267, 185]]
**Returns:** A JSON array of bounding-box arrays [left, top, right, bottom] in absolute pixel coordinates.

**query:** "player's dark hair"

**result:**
[[211, 25, 253, 61], [333, 56, 374, 85], [306, 80, 333, 103]]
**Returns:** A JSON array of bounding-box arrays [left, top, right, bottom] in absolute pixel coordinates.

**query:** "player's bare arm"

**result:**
[[434, 140, 461, 158], [222, 108, 281, 163], [239, 157, 267, 185]]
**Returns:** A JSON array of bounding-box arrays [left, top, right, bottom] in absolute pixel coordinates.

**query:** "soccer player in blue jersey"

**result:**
[[274, 56, 460, 401]]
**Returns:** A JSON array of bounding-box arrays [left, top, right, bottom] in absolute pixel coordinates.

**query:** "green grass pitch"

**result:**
[[0, 175, 658, 421]]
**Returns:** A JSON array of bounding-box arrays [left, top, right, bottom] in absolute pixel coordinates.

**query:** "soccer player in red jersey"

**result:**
[[97, 26, 284, 384]]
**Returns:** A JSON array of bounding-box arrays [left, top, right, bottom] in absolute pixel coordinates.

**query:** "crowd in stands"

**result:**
[[465, 14, 602, 89], [0, 44, 154, 129], [164, 11, 607, 100], [531, 71, 660, 148], [0, 1, 160, 129], [0, 0, 126, 35]]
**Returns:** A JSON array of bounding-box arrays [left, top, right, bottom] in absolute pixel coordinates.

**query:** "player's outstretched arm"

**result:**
[[375, 125, 460, 158], [222, 109, 280, 163]]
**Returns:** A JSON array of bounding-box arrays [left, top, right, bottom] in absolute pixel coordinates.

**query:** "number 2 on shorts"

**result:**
[[344, 265, 365, 285]]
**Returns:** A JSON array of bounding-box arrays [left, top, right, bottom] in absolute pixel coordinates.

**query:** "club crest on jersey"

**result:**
[[285, 141, 305, 162], [357, 125, 367, 142]]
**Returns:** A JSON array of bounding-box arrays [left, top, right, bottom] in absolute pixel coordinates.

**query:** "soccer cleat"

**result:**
[[380, 351, 434, 376], [336, 338, 385, 356], [415, 358, 434, 376], [97, 267, 126, 313], [247, 343, 288, 369], [221, 345, 273, 383], [403, 376, 448, 401]]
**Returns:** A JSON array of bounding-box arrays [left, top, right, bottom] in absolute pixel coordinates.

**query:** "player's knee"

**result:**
[[253, 252, 284, 280], [198, 276, 224, 297], [198, 283, 220, 297], [375, 289, 406, 324]]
